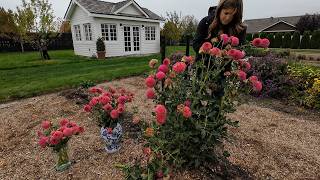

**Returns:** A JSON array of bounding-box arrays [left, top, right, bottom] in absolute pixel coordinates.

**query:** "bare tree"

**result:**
[[296, 13, 320, 33]]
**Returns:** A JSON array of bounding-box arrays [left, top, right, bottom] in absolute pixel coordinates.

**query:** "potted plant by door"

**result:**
[[96, 37, 106, 59]]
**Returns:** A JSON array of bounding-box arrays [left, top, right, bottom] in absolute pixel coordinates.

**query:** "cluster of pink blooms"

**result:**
[[199, 34, 266, 92], [38, 119, 84, 148], [145, 56, 196, 125], [145, 56, 193, 100], [252, 38, 270, 48], [83, 86, 134, 120]]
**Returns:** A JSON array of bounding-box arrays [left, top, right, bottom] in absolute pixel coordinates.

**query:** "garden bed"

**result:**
[[0, 76, 319, 179]]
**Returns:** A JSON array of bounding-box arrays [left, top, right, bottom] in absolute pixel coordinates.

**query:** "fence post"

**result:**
[[160, 35, 166, 90], [186, 35, 190, 56], [160, 35, 166, 63]]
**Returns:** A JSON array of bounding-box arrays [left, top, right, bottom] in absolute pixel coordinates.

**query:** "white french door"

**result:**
[[123, 25, 140, 54]]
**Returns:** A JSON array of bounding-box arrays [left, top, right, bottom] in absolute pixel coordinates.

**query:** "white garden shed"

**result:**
[[64, 0, 164, 57]]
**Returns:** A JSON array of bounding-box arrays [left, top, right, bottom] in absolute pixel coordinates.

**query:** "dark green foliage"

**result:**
[[273, 33, 283, 48], [282, 32, 292, 48], [259, 32, 267, 38], [310, 30, 320, 49], [246, 33, 253, 42], [267, 33, 275, 48], [96, 37, 105, 51], [290, 32, 300, 49], [300, 31, 311, 49]]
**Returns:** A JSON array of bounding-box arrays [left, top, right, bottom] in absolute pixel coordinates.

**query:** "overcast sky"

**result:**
[[1, 0, 320, 21]]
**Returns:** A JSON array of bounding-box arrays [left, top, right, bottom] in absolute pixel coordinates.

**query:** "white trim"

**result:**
[[259, 20, 296, 32], [90, 13, 162, 23], [64, 0, 91, 20], [263, 30, 296, 33], [114, 0, 150, 18]]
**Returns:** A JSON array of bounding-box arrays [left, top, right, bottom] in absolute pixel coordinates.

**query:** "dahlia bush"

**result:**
[[120, 35, 269, 178]]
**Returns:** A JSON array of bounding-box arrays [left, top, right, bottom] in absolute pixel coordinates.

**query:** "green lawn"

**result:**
[[0, 46, 193, 102], [0, 50, 160, 102], [165, 46, 196, 56]]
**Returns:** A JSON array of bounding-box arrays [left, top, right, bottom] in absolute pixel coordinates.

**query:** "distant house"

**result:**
[[244, 15, 302, 34], [64, 0, 164, 57]]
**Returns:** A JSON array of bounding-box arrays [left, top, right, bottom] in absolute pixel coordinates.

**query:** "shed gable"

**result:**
[[119, 4, 144, 16], [262, 22, 296, 32]]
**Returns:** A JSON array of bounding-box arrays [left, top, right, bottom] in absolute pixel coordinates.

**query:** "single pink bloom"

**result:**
[[155, 105, 167, 115], [227, 49, 237, 59], [117, 96, 127, 104], [209, 47, 221, 57], [173, 62, 187, 74], [83, 104, 92, 112], [235, 51, 245, 60], [89, 97, 99, 106], [49, 136, 60, 145], [163, 58, 171, 66], [220, 34, 229, 45], [99, 95, 111, 105], [145, 77, 156, 88], [249, 76, 258, 83], [110, 109, 119, 119], [52, 130, 64, 140], [242, 62, 251, 71], [200, 42, 212, 53], [183, 106, 192, 118], [237, 70, 247, 81], [146, 88, 156, 99], [41, 120, 51, 130], [63, 127, 74, 137], [38, 136, 49, 148], [117, 104, 125, 114], [103, 103, 113, 111], [253, 81, 263, 92], [156, 71, 166, 80], [158, 64, 169, 73], [252, 38, 262, 47], [230, 36, 239, 46], [235, 50, 245, 60], [155, 105, 167, 125], [59, 118, 69, 127], [261, 38, 270, 48], [156, 114, 166, 125]]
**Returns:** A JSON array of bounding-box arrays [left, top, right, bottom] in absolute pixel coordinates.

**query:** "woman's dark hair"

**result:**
[[207, 0, 245, 38]]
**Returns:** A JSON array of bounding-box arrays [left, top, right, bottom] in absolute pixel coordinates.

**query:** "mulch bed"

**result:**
[[0, 76, 319, 179]]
